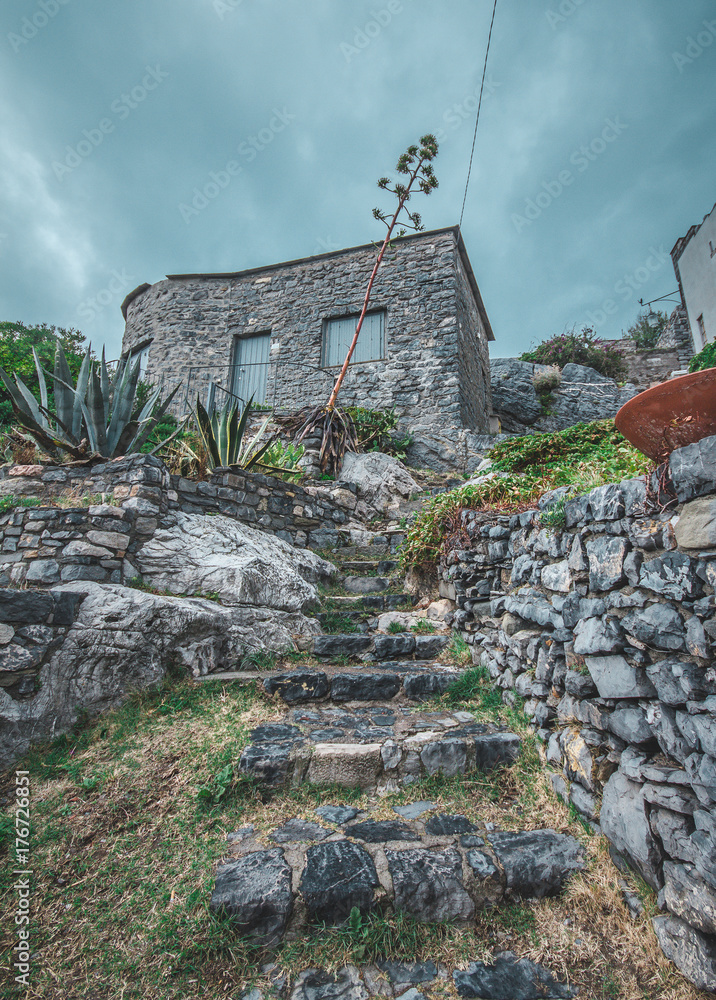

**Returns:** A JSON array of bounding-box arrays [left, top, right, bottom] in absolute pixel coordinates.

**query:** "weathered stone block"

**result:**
[[300, 841, 379, 924], [586, 536, 629, 591], [210, 849, 293, 946], [387, 848, 474, 922], [601, 772, 663, 888]]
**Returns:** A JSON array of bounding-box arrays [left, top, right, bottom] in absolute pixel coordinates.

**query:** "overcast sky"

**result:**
[[1, 0, 714, 361]]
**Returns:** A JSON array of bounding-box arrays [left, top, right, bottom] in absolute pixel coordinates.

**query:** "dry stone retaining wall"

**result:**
[[439, 434, 716, 989], [0, 454, 362, 592]]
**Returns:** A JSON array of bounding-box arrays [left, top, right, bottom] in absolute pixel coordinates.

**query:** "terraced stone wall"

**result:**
[[0, 454, 360, 585], [439, 434, 716, 986]]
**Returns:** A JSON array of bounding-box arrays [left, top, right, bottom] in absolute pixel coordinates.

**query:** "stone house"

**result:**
[[671, 200, 716, 351], [120, 226, 495, 438]]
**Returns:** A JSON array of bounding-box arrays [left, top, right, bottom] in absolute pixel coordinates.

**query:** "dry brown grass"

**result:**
[[0, 676, 707, 1000]]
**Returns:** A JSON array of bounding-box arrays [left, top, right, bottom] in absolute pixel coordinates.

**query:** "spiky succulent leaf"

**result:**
[[32, 348, 48, 416], [85, 364, 108, 455], [194, 396, 221, 468]]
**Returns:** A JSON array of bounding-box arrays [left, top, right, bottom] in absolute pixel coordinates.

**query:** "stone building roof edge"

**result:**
[[120, 225, 495, 341]]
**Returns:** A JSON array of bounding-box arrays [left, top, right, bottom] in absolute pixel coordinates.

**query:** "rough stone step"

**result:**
[[326, 593, 413, 611], [240, 707, 521, 790], [262, 666, 465, 706], [343, 575, 394, 595], [282, 954, 575, 1000], [338, 559, 399, 575], [210, 817, 585, 947], [311, 633, 450, 661]]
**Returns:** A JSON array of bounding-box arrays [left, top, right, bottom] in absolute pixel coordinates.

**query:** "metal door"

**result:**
[[231, 332, 270, 404]]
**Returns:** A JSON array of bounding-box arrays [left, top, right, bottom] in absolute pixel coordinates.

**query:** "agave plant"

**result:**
[[194, 394, 274, 471], [0, 341, 183, 460]]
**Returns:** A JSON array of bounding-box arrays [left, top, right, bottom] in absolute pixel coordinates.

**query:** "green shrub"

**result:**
[[520, 327, 627, 381], [625, 310, 667, 350], [689, 340, 716, 373], [399, 420, 651, 567], [345, 405, 413, 458]]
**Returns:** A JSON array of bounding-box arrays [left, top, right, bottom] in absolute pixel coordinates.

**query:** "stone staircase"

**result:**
[[206, 530, 588, 999]]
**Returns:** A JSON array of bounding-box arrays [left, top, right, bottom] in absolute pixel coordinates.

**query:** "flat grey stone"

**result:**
[[669, 434, 716, 504], [607, 706, 653, 744], [330, 673, 401, 702], [300, 841, 379, 924], [263, 671, 329, 704], [473, 732, 521, 771], [622, 604, 686, 651], [663, 861, 716, 935], [675, 496, 716, 549], [393, 801, 437, 820], [488, 829, 585, 897], [290, 966, 369, 1000], [374, 634, 416, 658], [573, 616, 624, 656], [210, 849, 293, 946], [652, 914, 716, 991], [453, 951, 575, 998], [425, 813, 477, 836], [344, 820, 419, 843], [376, 960, 438, 985], [467, 849, 499, 880], [420, 738, 467, 777], [387, 847, 475, 921], [239, 743, 294, 786], [270, 818, 331, 843], [316, 805, 358, 825], [646, 658, 715, 706], [586, 654, 656, 699], [586, 536, 629, 591], [403, 672, 460, 700], [639, 552, 702, 601], [313, 635, 372, 658], [600, 772, 663, 888]]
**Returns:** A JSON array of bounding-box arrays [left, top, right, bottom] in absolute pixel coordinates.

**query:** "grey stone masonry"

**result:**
[[0, 453, 370, 584], [120, 226, 494, 435], [438, 433, 716, 991]]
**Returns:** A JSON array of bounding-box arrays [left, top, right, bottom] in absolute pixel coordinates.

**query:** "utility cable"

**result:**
[[459, 0, 499, 228]]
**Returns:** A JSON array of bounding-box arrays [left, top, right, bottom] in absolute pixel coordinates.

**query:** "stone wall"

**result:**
[[438, 434, 716, 987], [0, 455, 364, 589], [120, 227, 493, 436]]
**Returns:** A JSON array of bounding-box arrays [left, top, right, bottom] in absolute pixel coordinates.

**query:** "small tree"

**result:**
[[286, 135, 439, 474]]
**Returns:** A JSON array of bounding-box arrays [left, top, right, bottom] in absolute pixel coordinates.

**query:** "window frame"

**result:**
[[320, 309, 387, 369]]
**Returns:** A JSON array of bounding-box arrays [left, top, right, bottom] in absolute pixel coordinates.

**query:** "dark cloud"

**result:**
[[0, 0, 714, 359]]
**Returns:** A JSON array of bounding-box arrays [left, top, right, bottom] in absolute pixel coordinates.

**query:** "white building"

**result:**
[[671, 201, 716, 350]]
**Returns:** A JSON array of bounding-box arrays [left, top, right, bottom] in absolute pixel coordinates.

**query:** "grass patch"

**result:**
[[446, 630, 471, 667], [400, 419, 652, 567], [319, 611, 360, 634]]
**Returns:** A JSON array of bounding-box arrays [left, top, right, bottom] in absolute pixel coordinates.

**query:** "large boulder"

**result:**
[[0, 581, 319, 770], [490, 359, 638, 435], [132, 511, 336, 612], [337, 452, 419, 514]]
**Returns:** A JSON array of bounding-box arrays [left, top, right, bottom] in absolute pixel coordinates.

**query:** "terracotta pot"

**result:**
[[615, 368, 716, 461]]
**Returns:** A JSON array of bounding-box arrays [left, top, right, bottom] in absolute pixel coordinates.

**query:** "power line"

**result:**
[[459, 0, 499, 228]]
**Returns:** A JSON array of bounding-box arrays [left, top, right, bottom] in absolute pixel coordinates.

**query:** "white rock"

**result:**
[[132, 511, 336, 612], [338, 451, 419, 514], [0, 581, 320, 770]]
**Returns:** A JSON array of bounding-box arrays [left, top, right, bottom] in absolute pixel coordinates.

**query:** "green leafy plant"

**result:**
[[532, 365, 561, 415], [193, 394, 274, 471], [689, 340, 716, 372], [257, 439, 305, 480], [196, 763, 234, 805], [320, 611, 359, 634], [0, 342, 182, 460], [539, 498, 567, 530], [410, 619, 437, 634], [387, 621, 406, 634], [624, 310, 667, 350], [345, 406, 412, 458], [399, 420, 651, 567], [0, 495, 43, 514], [520, 327, 627, 381], [447, 630, 471, 666]]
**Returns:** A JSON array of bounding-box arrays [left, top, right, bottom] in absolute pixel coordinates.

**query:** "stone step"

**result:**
[[239, 707, 521, 790], [311, 632, 450, 661], [343, 575, 395, 595], [339, 559, 399, 574], [210, 814, 585, 947], [325, 593, 413, 611], [284, 955, 576, 1000], [262, 665, 465, 706]]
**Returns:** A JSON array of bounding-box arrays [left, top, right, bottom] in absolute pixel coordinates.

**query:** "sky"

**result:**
[[0, 0, 715, 361]]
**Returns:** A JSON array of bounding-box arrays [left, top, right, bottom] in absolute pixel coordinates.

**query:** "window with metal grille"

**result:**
[[321, 310, 386, 367]]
